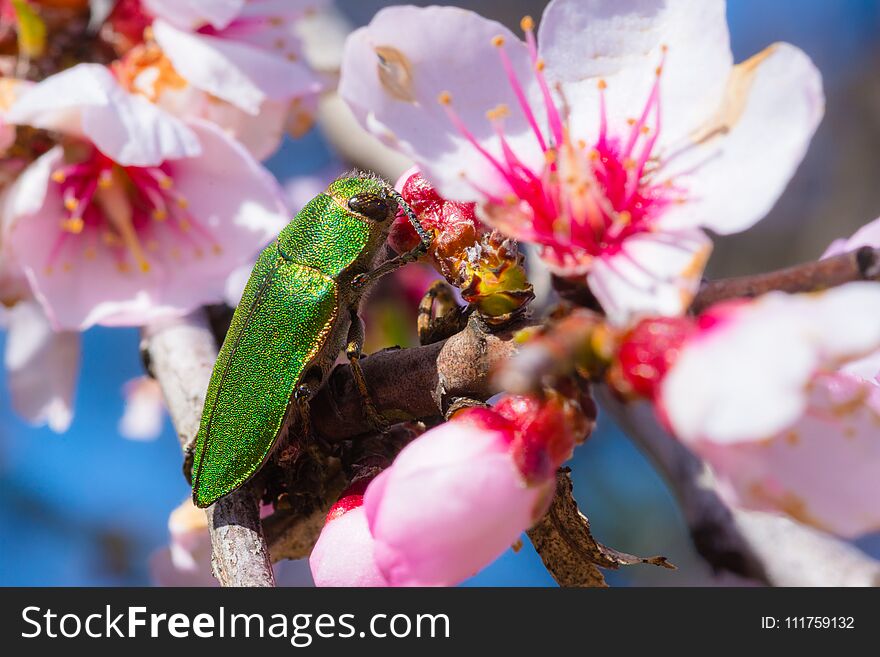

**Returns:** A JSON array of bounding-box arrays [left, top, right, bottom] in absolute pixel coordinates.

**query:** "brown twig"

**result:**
[[142, 311, 276, 587], [690, 247, 880, 313]]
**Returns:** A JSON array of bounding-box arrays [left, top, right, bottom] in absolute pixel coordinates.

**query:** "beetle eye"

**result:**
[[347, 194, 390, 221]]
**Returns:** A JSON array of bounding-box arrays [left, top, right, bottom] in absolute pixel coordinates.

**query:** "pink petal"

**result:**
[[153, 20, 321, 115], [3, 300, 79, 433], [695, 374, 880, 538], [142, 0, 244, 30], [660, 283, 880, 445], [6, 64, 201, 166], [339, 5, 545, 202], [586, 229, 712, 326], [658, 43, 824, 235], [364, 420, 551, 587], [310, 505, 389, 587], [7, 123, 286, 330]]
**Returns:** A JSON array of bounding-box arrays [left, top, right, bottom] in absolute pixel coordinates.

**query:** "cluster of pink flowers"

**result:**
[[0, 0, 325, 434]]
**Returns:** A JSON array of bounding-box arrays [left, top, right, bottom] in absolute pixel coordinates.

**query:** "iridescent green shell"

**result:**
[[191, 177, 387, 508]]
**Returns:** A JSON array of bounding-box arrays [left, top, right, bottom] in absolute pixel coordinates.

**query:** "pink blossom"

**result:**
[[3, 64, 288, 330], [309, 480, 389, 587], [118, 375, 165, 440], [635, 284, 880, 537], [363, 395, 586, 586], [340, 0, 823, 324], [142, 0, 324, 115]]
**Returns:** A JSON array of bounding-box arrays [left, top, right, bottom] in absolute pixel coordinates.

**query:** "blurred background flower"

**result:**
[[2, 0, 880, 587]]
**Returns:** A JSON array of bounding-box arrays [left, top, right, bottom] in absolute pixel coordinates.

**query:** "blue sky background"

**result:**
[[2, 0, 880, 586]]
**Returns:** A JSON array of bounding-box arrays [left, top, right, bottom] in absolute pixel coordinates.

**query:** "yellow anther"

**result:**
[[61, 217, 84, 234], [102, 231, 120, 246], [661, 44, 669, 53], [144, 26, 154, 42], [535, 58, 546, 72], [597, 79, 607, 90], [491, 35, 505, 47], [51, 170, 66, 183], [641, 125, 651, 135], [623, 158, 636, 170], [176, 196, 189, 209], [589, 149, 600, 161], [98, 170, 114, 189], [212, 244, 223, 255], [504, 194, 518, 206], [544, 149, 558, 164], [618, 210, 632, 225], [486, 104, 510, 121], [655, 65, 663, 77], [438, 91, 453, 105], [520, 16, 535, 32], [152, 208, 167, 221], [158, 176, 173, 190], [626, 117, 637, 126], [64, 197, 79, 212], [139, 259, 151, 273]]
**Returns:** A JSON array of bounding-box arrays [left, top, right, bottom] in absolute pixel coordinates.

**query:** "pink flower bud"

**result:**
[[364, 395, 583, 586], [310, 480, 389, 587]]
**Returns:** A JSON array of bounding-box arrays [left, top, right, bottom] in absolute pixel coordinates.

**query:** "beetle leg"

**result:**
[[351, 244, 426, 291], [293, 370, 323, 440], [345, 310, 388, 432], [417, 279, 468, 345]]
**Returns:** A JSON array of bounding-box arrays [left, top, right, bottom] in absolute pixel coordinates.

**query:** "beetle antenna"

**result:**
[[387, 187, 432, 249]]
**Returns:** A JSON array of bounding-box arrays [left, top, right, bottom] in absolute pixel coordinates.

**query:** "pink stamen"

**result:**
[[492, 40, 548, 153]]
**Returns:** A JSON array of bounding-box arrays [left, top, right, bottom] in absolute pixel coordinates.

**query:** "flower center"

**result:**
[[438, 17, 683, 271], [45, 146, 221, 275]]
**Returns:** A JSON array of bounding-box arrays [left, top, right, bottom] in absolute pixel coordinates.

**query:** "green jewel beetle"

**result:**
[[191, 173, 431, 508]]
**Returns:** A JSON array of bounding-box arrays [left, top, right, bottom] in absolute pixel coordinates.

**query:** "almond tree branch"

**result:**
[[142, 311, 276, 588], [690, 246, 880, 313]]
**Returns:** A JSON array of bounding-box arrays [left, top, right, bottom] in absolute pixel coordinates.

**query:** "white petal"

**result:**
[[661, 283, 880, 445], [658, 43, 824, 234], [119, 376, 165, 441], [539, 0, 732, 148], [153, 20, 321, 115], [143, 0, 244, 30], [587, 228, 711, 326], [3, 300, 79, 432], [339, 5, 545, 202], [821, 215, 880, 258], [7, 64, 201, 166]]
